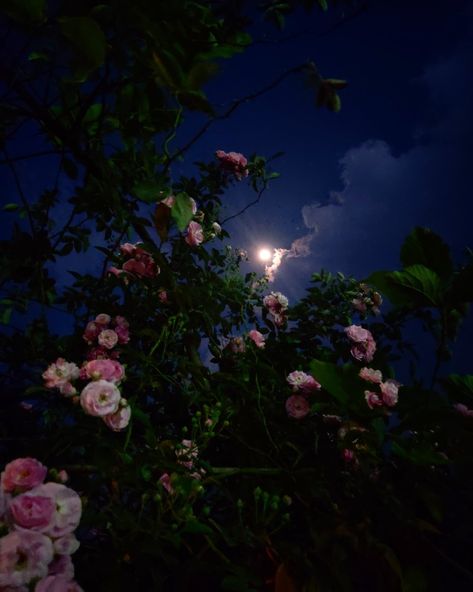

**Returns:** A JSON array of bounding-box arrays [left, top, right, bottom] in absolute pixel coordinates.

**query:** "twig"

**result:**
[[221, 184, 268, 225]]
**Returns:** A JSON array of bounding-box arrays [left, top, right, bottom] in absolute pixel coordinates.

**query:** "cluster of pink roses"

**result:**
[[0, 458, 82, 591], [43, 315, 131, 431], [285, 371, 321, 419], [109, 242, 159, 280], [359, 367, 401, 409], [345, 324, 376, 363], [215, 150, 248, 181], [351, 283, 383, 316], [263, 291, 289, 327]]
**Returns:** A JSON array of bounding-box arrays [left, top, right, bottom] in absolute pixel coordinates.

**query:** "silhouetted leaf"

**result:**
[[400, 227, 453, 280]]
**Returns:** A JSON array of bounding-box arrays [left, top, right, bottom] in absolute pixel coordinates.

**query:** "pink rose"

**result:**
[[114, 315, 129, 328], [380, 379, 401, 407], [53, 534, 80, 556], [345, 325, 371, 343], [59, 382, 77, 397], [35, 575, 83, 592], [285, 395, 310, 419], [215, 150, 248, 180], [263, 292, 289, 314], [97, 329, 118, 350], [345, 325, 376, 363], [30, 483, 81, 539], [103, 403, 131, 432], [1, 458, 47, 493], [352, 298, 367, 313], [119, 242, 137, 256], [81, 359, 125, 383], [42, 359, 80, 390], [248, 329, 265, 349], [0, 530, 53, 587], [86, 346, 119, 361], [453, 403, 473, 418], [160, 195, 175, 208], [47, 554, 74, 578], [80, 380, 121, 417], [364, 391, 383, 410], [9, 493, 55, 530], [159, 473, 173, 494], [82, 321, 100, 344], [114, 324, 130, 344], [286, 371, 321, 394], [359, 367, 383, 384], [342, 449, 356, 463], [185, 221, 204, 247], [94, 313, 110, 326]]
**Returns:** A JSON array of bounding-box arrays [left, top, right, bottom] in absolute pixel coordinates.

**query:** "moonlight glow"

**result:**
[[258, 248, 273, 262]]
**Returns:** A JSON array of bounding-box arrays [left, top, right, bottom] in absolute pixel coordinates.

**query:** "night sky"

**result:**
[[2, 0, 473, 373]]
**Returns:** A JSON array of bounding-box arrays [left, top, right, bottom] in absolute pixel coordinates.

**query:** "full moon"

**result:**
[[258, 248, 272, 262]]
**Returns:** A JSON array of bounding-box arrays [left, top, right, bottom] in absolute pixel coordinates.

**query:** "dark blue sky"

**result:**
[[2, 0, 472, 375]]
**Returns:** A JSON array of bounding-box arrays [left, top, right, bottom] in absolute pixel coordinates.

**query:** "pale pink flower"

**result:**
[[352, 298, 367, 313], [0, 530, 53, 587], [364, 391, 383, 410], [35, 574, 83, 592], [53, 534, 80, 555], [97, 329, 118, 350], [80, 380, 121, 417], [81, 359, 125, 383], [185, 221, 204, 246], [342, 449, 356, 463], [345, 325, 371, 343], [286, 371, 321, 394], [119, 242, 137, 256], [1, 458, 47, 493], [373, 292, 383, 307], [159, 473, 173, 494], [42, 359, 80, 390], [212, 222, 222, 235], [94, 313, 110, 326], [30, 483, 81, 539], [59, 382, 77, 397], [345, 325, 376, 363], [215, 150, 248, 180], [82, 321, 100, 343], [9, 493, 55, 530], [453, 403, 473, 418], [57, 470, 68, 484], [380, 379, 401, 407], [108, 266, 124, 278], [160, 195, 175, 208], [285, 395, 310, 419], [189, 197, 197, 215], [263, 292, 289, 314], [359, 367, 383, 384], [103, 403, 131, 432], [248, 329, 265, 349], [122, 255, 156, 278]]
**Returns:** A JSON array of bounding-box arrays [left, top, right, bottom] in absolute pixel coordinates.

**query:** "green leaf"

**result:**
[[309, 359, 356, 404], [133, 180, 161, 204], [388, 264, 442, 306], [365, 270, 413, 307], [58, 17, 106, 78], [3, 203, 19, 211], [181, 519, 213, 535], [1, 0, 45, 23], [171, 192, 194, 232], [391, 441, 448, 466], [400, 227, 453, 280]]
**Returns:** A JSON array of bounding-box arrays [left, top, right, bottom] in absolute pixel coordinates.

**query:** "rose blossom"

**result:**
[[94, 313, 110, 326], [114, 323, 130, 344], [82, 321, 100, 344], [30, 483, 81, 539], [286, 371, 321, 394], [285, 395, 310, 419], [59, 382, 77, 397], [80, 380, 121, 417], [46, 553, 74, 578], [102, 403, 131, 432], [342, 449, 356, 463], [248, 329, 265, 349], [159, 473, 173, 494], [35, 574, 83, 592], [185, 221, 204, 246], [1, 458, 47, 493], [345, 325, 371, 343], [364, 391, 383, 410], [114, 315, 129, 328], [53, 534, 80, 556], [97, 329, 118, 350], [345, 325, 376, 363], [359, 367, 383, 384], [120, 242, 137, 256], [380, 379, 401, 407], [352, 298, 367, 313], [212, 222, 222, 235], [263, 292, 289, 314], [453, 403, 473, 418], [81, 359, 125, 383], [9, 493, 55, 530], [215, 150, 248, 180], [0, 530, 53, 587], [42, 359, 80, 390]]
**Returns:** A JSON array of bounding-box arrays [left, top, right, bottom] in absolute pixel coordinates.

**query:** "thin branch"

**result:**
[[164, 64, 307, 170], [2, 147, 36, 237], [221, 184, 268, 225], [0, 149, 65, 165]]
